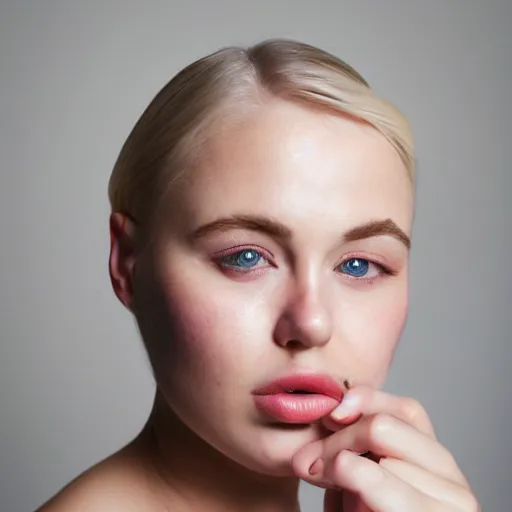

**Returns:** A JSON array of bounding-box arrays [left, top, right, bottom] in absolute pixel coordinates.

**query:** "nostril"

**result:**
[[285, 339, 303, 350]]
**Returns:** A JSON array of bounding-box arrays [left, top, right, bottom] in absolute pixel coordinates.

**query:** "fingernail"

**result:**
[[331, 394, 358, 420], [308, 458, 324, 476]]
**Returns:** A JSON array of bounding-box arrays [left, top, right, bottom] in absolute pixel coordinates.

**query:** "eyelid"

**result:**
[[335, 251, 390, 270], [212, 244, 275, 260]]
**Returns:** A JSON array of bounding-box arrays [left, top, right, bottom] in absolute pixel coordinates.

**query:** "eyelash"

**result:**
[[214, 245, 394, 283], [214, 245, 275, 274]]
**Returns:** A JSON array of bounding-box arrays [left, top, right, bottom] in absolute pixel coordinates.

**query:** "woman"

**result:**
[[37, 39, 479, 511]]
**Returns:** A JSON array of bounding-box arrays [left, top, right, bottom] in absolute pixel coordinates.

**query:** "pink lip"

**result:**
[[252, 372, 345, 424]]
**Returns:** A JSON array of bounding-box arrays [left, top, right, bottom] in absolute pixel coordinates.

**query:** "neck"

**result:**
[[135, 390, 301, 512]]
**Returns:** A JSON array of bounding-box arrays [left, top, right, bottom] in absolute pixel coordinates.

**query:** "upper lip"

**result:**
[[252, 371, 345, 401]]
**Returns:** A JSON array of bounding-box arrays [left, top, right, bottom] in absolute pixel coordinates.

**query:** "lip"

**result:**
[[252, 372, 345, 424]]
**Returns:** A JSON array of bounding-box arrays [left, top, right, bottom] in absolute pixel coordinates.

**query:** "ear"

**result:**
[[109, 212, 139, 310]]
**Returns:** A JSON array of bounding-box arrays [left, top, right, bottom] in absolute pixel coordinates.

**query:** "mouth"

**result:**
[[252, 372, 347, 424]]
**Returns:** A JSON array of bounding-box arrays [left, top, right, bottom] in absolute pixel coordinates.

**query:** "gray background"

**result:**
[[1, 1, 510, 510]]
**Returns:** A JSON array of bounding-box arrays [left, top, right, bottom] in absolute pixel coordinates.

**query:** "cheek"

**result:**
[[335, 283, 409, 385], [136, 266, 268, 392]]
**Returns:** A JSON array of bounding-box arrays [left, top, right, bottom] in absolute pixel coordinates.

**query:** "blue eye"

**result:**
[[339, 258, 370, 277], [222, 249, 263, 269]]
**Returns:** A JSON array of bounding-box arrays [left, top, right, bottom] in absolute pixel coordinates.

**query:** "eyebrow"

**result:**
[[344, 218, 411, 249], [191, 215, 410, 249]]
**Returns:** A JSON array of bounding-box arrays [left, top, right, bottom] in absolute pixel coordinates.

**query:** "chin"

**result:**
[[228, 422, 326, 477]]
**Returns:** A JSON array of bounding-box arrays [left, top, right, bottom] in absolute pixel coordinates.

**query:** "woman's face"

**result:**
[[131, 99, 414, 475]]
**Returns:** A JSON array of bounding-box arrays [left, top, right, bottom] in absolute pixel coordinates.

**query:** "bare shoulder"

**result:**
[[35, 443, 156, 512]]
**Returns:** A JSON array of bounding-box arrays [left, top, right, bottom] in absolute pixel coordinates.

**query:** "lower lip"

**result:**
[[253, 393, 340, 423]]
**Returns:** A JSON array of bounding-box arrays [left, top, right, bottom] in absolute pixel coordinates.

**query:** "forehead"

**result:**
[[169, 100, 413, 235]]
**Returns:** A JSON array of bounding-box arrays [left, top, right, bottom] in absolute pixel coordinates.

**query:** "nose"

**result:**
[[273, 277, 333, 350]]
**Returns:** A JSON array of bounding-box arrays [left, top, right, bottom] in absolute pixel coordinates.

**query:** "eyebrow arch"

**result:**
[[191, 214, 292, 242], [191, 215, 410, 249], [344, 219, 411, 249]]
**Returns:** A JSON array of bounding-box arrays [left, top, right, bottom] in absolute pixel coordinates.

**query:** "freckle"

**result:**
[[343, 379, 351, 390]]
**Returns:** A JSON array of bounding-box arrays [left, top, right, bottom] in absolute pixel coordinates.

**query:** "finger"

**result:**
[[379, 458, 478, 509], [295, 413, 467, 487], [323, 385, 435, 437], [325, 449, 441, 512]]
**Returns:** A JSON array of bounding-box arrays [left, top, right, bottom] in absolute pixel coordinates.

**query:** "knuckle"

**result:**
[[400, 397, 426, 423], [440, 446, 459, 471], [460, 489, 481, 512], [367, 413, 394, 441], [436, 446, 469, 486]]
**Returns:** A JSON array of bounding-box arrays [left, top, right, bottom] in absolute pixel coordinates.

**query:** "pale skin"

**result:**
[[36, 98, 479, 511]]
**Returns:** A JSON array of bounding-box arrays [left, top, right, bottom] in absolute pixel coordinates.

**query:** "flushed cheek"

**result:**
[[335, 291, 408, 386]]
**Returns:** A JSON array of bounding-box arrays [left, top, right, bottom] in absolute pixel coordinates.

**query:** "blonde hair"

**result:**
[[108, 39, 414, 234]]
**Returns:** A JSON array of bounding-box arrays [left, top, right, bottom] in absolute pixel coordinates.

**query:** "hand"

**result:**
[[291, 386, 480, 511]]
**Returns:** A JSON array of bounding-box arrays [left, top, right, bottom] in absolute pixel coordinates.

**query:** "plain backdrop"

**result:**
[[1, 1, 510, 510]]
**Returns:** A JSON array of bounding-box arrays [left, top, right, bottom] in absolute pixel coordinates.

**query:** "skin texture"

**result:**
[[131, 99, 412, 473], [36, 99, 479, 511]]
